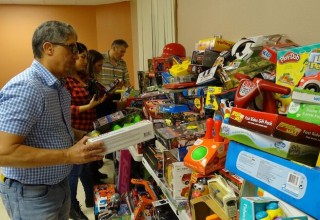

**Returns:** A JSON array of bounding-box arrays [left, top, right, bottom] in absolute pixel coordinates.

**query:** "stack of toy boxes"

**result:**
[[226, 141, 320, 219], [275, 43, 320, 114], [220, 107, 320, 166], [287, 87, 320, 125]]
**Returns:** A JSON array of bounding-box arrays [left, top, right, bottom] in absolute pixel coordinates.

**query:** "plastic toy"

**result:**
[[231, 38, 255, 61], [191, 177, 210, 199], [130, 178, 158, 220], [161, 43, 186, 58], [298, 72, 320, 92], [207, 175, 237, 218], [184, 118, 229, 175], [255, 202, 284, 220], [234, 73, 291, 114]]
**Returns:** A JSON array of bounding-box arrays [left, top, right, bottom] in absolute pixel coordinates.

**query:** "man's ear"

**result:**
[[43, 42, 54, 56]]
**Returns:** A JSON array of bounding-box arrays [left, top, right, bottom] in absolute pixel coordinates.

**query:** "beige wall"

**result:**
[[177, 0, 320, 56], [0, 2, 133, 88]]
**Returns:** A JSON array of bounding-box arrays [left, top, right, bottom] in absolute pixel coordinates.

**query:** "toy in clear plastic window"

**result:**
[[142, 99, 172, 122], [93, 184, 130, 220]]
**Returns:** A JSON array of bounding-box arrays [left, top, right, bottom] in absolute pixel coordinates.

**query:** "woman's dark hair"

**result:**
[[77, 42, 87, 54], [87, 49, 104, 77], [87, 49, 104, 100]]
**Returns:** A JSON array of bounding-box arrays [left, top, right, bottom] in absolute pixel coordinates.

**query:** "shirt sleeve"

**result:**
[[0, 80, 44, 136]]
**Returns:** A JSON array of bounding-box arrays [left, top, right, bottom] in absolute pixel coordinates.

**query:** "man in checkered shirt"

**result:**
[[0, 21, 105, 220]]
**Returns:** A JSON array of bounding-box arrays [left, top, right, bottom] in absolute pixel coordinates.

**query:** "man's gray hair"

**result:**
[[32, 20, 77, 58]]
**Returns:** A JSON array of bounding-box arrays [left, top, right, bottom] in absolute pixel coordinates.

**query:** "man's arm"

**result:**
[[0, 131, 105, 168]]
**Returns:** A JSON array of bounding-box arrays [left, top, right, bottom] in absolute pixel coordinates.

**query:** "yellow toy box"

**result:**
[[196, 37, 234, 52], [275, 43, 320, 114]]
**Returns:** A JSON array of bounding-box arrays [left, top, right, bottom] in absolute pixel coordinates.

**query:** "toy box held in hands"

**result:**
[[87, 120, 155, 154]]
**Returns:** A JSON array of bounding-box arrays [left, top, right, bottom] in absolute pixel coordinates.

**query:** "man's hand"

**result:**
[[65, 136, 105, 164]]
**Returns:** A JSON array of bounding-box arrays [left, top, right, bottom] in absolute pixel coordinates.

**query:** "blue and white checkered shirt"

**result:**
[[0, 60, 74, 185]]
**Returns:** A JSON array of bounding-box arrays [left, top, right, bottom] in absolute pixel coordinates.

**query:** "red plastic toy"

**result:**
[[234, 73, 291, 114]]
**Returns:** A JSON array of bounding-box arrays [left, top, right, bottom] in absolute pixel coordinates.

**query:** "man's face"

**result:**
[[50, 35, 78, 78], [113, 45, 127, 60]]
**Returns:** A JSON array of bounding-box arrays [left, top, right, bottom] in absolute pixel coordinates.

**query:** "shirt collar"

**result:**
[[32, 59, 65, 89]]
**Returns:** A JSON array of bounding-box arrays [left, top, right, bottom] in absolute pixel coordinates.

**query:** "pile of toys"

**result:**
[[88, 33, 320, 219], [133, 34, 320, 219]]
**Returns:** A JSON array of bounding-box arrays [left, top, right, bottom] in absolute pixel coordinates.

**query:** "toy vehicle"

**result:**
[[207, 175, 237, 218], [298, 72, 320, 92]]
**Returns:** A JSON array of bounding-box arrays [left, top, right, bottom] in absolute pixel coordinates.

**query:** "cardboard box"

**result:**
[[239, 197, 280, 220], [258, 189, 316, 219], [226, 141, 320, 219], [229, 107, 277, 135], [220, 123, 319, 166], [287, 101, 320, 125], [183, 137, 229, 175], [155, 121, 206, 149], [143, 145, 163, 178], [163, 151, 192, 200], [143, 99, 172, 122], [303, 51, 320, 77], [87, 120, 155, 154], [275, 43, 320, 114], [229, 107, 320, 146], [259, 43, 299, 64], [291, 88, 320, 105], [196, 37, 234, 52], [218, 168, 244, 196], [276, 43, 320, 89], [205, 86, 223, 110], [190, 194, 233, 220]]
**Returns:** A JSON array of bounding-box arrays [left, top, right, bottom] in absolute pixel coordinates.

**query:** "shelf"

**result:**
[[128, 145, 142, 162], [141, 157, 191, 220]]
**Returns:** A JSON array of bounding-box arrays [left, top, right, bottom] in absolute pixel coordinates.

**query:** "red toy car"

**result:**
[[298, 72, 320, 92]]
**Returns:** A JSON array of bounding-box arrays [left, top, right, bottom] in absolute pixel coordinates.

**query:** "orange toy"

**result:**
[[131, 179, 158, 220], [184, 118, 229, 175]]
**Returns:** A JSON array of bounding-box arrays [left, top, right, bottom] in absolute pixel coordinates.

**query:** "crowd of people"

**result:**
[[0, 20, 130, 220]]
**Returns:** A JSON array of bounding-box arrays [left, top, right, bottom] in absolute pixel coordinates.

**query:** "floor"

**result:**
[[0, 159, 115, 220]]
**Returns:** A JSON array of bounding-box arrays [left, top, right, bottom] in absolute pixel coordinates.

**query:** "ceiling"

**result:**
[[0, 0, 129, 5]]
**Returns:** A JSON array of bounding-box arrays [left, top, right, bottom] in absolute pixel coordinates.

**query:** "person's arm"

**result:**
[[77, 94, 107, 113], [0, 131, 105, 168], [122, 62, 131, 88]]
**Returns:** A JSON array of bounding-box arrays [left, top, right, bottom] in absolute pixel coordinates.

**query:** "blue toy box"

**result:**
[[226, 141, 320, 219]]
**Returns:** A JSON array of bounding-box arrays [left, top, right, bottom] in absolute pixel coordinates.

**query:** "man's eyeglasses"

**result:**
[[50, 42, 78, 54]]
